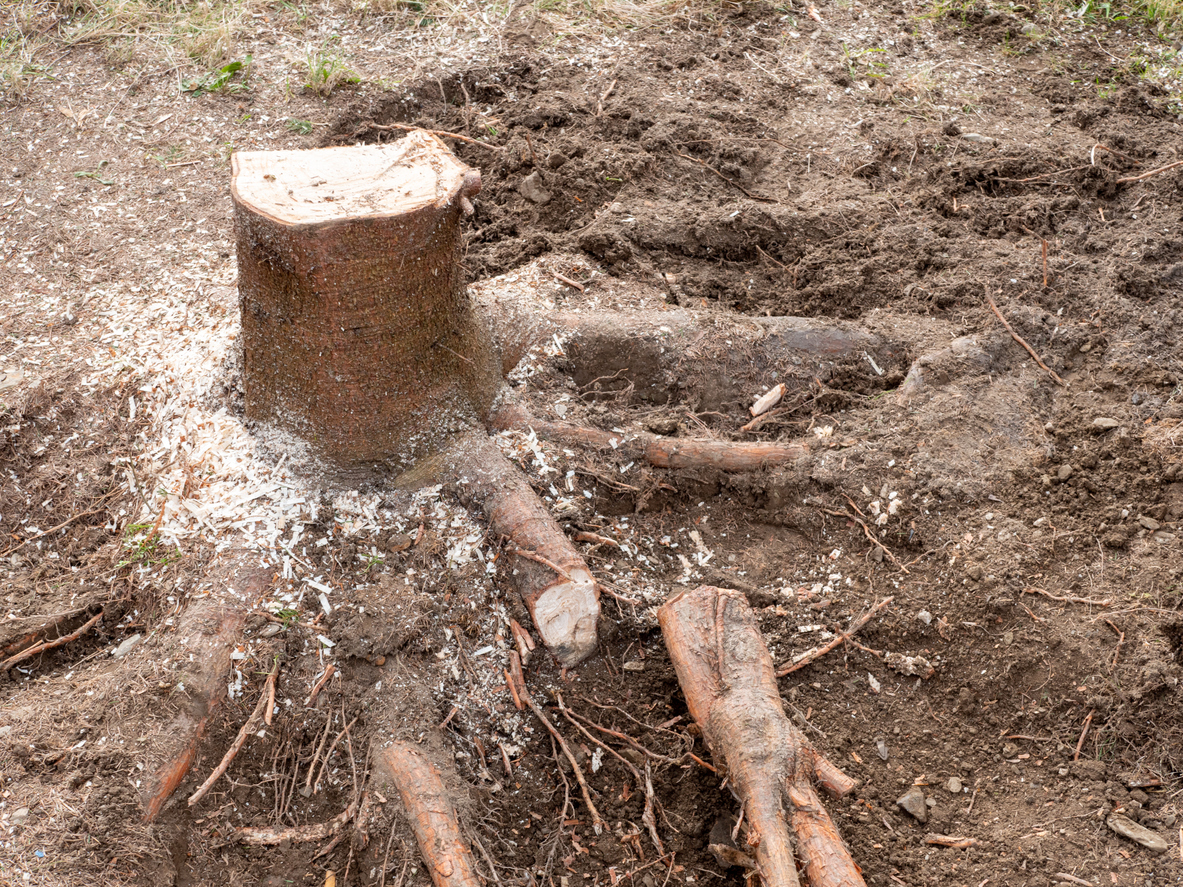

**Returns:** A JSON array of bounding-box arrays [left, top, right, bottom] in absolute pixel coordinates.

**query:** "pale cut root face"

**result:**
[[531, 569, 600, 667]]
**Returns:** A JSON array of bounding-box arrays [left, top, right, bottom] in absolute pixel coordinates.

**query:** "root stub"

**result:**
[[658, 586, 864, 887], [375, 741, 482, 887]]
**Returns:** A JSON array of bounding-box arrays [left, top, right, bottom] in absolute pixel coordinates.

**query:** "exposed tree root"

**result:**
[[235, 800, 359, 846], [659, 586, 864, 887], [374, 740, 483, 887], [141, 557, 269, 821], [491, 399, 808, 471], [0, 610, 103, 671], [420, 432, 600, 667]]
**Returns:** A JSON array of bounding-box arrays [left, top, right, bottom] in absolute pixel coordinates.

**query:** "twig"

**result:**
[[314, 714, 360, 794], [364, 121, 503, 151], [1074, 710, 1094, 762], [596, 78, 617, 116], [523, 131, 539, 167], [308, 663, 336, 705], [189, 661, 279, 806], [993, 165, 1091, 184], [754, 244, 787, 269], [505, 650, 525, 711], [573, 530, 619, 548], [1023, 587, 1112, 607], [986, 294, 1067, 387], [0, 509, 107, 558], [1, 611, 104, 671], [674, 151, 777, 203], [305, 716, 334, 791], [1053, 873, 1095, 887], [235, 800, 358, 845], [507, 546, 572, 580], [1106, 619, 1125, 668], [1117, 158, 1183, 184], [924, 834, 980, 848], [819, 507, 907, 571], [776, 597, 894, 677], [555, 693, 666, 858], [551, 270, 585, 292], [522, 689, 604, 834]]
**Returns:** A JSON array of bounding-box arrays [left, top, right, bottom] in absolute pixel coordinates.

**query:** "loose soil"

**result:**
[[3, 1, 1183, 886]]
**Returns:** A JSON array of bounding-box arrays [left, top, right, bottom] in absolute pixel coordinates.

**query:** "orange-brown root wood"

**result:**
[[658, 586, 865, 887], [377, 742, 482, 887], [141, 561, 267, 821], [490, 401, 807, 471], [430, 432, 599, 667]]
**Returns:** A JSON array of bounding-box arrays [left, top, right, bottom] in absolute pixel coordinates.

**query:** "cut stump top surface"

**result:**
[[230, 131, 475, 227]]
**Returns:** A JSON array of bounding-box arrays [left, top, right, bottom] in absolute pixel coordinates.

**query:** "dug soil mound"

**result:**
[[1, 0, 1182, 885]]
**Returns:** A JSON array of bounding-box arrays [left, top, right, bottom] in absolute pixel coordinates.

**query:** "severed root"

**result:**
[[236, 800, 358, 845], [141, 556, 267, 821], [777, 597, 893, 677], [658, 586, 865, 887], [374, 740, 482, 887], [420, 432, 599, 667], [1, 610, 103, 671], [490, 400, 807, 472]]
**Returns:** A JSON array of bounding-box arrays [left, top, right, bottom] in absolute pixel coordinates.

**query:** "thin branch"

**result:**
[[0, 610, 104, 671], [189, 661, 279, 806], [776, 597, 894, 677], [986, 294, 1067, 387], [1023, 587, 1112, 607], [1117, 158, 1183, 183]]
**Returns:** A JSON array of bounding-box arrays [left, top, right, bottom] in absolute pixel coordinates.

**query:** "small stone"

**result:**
[[518, 171, 552, 205], [876, 737, 889, 760], [896, 787, 928, 823], [1002, 742, 1019, 757], [10, 807, 29, 826], [112, 633, 143, 658], [1092, 417, 1120, 429], [1033, 517, 1047, 527], [622, 660, 645, 671], [259, 623, 282, 638], [1057, 464, 1074, 481], [960, 132, 995, 145], [1138, 516, 1161, 531], [946, 776, 962, 794], [965, 565, 983, 581], [1107, 813, 1169, 853], [917, 610, 932, 625]]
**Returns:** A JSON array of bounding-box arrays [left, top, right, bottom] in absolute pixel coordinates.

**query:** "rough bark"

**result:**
[[232, 132, 500, 471], [658, 586, 864, 887], [413, 432, 600, 667], [141, 558, 265, 821], [374, 740, 483, 887]]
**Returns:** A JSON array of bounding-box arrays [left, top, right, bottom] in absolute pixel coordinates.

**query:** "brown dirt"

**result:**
[[3, 0, 1183, 885]]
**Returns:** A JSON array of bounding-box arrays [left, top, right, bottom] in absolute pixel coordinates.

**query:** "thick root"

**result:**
[[658, 586, 864, 887], [417, 431, 599, 667], [141, 557, 267, 821], [374, 740, 483, 887], [491, 399, 808, 471], [478, 302, 896, 412]]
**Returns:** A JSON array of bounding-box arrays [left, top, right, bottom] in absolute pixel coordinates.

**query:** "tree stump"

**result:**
[[232, 131, 498, 471]]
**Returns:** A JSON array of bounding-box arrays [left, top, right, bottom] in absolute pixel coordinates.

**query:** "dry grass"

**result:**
[[1144, 417, 1183, 463]]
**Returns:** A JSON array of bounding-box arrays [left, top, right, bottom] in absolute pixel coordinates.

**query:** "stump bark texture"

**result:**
[[232, 132, 498, 470]]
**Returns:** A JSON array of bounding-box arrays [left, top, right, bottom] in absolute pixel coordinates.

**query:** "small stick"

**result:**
[[507, 546, 572, 580], [551, 270, 585, 292], [505, 650, 525, 711], [1106, 619, 1125, 667], [754, 243, 788, 269], [366, 121, 502, 151], [820, 507, 907, 572], [674, 151, 777, 203], [924, 834, 979, 849], [305, 716, 334, 791], [189, 661, 279, 806], [1, 611, 104, 671], [523, 131, 539, 167], [265, 662, 277, 726], [522, 689, 604, 834], [1052, 874, 1095, 887], [596, 78, 617, 116], [499, 742, 514, 776], [1074, 710, 1094, 762], [0, 509, 106, 558], [315, 715, 360, 794], [1117, 158, 1183, 184], [235, 800, 358, 845], [1023, 587, 1112, 607], [308, 663, 336, 705], [986, 294, 1067, 387], [777, 597, 894, 677], [573, 530, 618, 548]]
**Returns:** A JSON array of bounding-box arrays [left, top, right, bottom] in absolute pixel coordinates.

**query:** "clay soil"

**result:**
[[3, 0, 1183, 885]]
